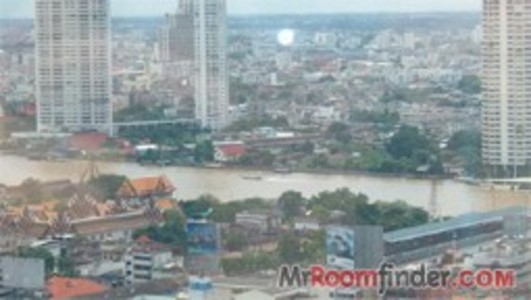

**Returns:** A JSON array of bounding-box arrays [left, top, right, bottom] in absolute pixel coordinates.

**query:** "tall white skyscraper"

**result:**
[[193, 0, 229, 130], [482, 0, 531, 175], [35, 0, 112, 134]]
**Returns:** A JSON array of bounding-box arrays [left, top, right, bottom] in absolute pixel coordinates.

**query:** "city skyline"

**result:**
[[1, 0, 481, 18]]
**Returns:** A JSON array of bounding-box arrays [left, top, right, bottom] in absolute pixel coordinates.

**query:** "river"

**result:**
[[0, 154, 528, 216]]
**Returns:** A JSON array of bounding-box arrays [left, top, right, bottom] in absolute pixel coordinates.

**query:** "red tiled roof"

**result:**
[[68, 133, 108, 151], [47, 276, 107, 300], [217, 144, 246, 157], [136, 234, 152, 244], [117, 176, 175, 198]]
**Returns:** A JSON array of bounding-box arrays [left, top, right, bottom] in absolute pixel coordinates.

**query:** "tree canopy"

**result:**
[[447, 130, 482, 176], [383, 126, 443, 174], [277, 191, 306, 221], [133, 210, 187, 249], [307, 188, 429, 231]]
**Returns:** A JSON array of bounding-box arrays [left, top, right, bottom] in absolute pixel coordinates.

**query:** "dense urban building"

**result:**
[[482, 0, 531, 175], [158, 0, 229, 130], [35, 0, 112, 134], [158, 3, 194, 63], [193, 0, 229, 130]]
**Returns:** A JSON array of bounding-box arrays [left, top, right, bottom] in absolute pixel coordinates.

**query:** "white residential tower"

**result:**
[[35, 0, 112, 134]]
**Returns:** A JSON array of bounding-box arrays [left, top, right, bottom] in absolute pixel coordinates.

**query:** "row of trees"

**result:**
[[117, 122, 206, 146], [278, 188, 429, 231], [318, 123, 444, 175], [179, 188, 429, 233]]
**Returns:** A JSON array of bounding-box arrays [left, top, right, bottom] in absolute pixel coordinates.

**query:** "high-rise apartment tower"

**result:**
[[35, 0, 112, 133], [482, 0, 531, 174]]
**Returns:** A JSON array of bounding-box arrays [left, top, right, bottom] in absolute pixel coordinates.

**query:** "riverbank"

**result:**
[[7, 152, 453, 181], [0, 152, 519, 216]]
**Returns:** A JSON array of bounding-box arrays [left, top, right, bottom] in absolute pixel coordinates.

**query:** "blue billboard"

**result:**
[[186, 220, 219, 255], [326, 226, 355, 269]]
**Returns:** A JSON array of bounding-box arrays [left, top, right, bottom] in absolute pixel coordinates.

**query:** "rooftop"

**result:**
[[384, 206, 527, 243], [47, 276, 107, 300], [117, 176, 176, 198]]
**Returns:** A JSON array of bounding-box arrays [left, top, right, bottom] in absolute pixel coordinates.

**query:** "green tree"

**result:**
[[448, 130, 481, 152], [181, 195, 219, 218], [373, 201, 429, 231], [277, 232, 302, 264], [141, 149, 159, 163], [300, 230, 326, 263], [327, 122, 352, 141], [133, 210, 187, 248], [57, 257, 78, 277], [448, 130, 482, 176], [194, 140, 214, 163], [277, 191, 306, 221], [386, 126, 432, 160], [306, 188, 429, 230]]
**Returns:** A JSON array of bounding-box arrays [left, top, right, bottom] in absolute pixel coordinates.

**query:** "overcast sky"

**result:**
[[0, 0, 481, 18]]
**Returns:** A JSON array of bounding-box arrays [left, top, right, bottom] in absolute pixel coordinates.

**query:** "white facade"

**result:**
[[84, 229, 133, 243], [235, 211, 280, 234], [35, 0, 112, 134], [125, 248, 173, 285], [193, 0, 229, 130], [482, 0, 531, 168], [293, 219, 321, 232]]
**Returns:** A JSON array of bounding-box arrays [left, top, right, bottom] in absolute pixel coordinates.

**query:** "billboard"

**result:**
[[326, 226, 355, 269], [186, 220, 220, 255], [185, 220, 221, 274]]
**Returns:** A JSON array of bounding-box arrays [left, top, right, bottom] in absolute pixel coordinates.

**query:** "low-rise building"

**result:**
[[293, 218, 321, 232], [116, 176, 176, 206], [69, 208, 164, 243], [125, 235, 181, 285], [214, 141, 247, 163], [235, 211, 280, 234]]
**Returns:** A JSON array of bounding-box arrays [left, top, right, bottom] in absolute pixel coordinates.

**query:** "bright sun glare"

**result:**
[[277, 29, 295, 46]]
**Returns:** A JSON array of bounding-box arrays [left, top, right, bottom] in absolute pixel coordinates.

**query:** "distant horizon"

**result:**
[[1, 0, 481, 19], [0, 10, 482, 21]]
